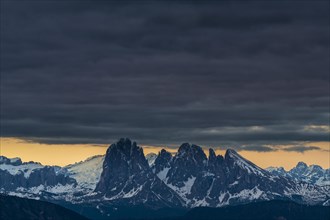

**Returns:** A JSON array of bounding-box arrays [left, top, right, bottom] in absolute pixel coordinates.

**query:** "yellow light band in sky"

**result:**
[[0, 137, 329, 170]]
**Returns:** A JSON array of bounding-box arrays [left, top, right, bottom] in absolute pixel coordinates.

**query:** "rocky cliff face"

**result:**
[[94, 138, 183, 208], [153, 149, 172, 175]]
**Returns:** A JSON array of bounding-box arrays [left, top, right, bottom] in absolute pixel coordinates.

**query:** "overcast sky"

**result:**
[[1, 0, 329, 152]]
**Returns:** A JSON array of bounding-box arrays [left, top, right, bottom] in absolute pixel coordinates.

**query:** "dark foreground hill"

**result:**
[[0, 194, 88, 220], [181, 200, 330, 220], [112, 200, 330, 220], [1, 195, 329, 220]]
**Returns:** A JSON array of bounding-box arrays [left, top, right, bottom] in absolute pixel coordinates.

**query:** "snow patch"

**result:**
[[167, 176, 196, 204], [122, 186, 143, 198], [156, 167, 170, 181]]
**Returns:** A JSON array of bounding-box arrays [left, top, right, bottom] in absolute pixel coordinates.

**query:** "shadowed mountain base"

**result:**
[[181, 200, 330, 220], [0, 195, 88, 220]]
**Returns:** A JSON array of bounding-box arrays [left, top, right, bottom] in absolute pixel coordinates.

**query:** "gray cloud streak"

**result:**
[[282, 145, 322, 153]]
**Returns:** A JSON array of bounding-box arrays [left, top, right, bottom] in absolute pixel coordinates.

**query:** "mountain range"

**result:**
[[0, 138, 329, 219]]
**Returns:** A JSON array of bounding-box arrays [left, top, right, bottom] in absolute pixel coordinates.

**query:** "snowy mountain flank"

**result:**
[[65, 155, 104, 190], [0, 156, 76, 192], [1, 138, 329, 216]]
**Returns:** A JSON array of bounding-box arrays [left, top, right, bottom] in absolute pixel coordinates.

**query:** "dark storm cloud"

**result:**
[[1, 0, 329, 150], [228, 144, 325, 153]]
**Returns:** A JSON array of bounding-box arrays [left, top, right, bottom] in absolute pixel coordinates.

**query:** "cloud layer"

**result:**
[[1, 0, 329, 151]]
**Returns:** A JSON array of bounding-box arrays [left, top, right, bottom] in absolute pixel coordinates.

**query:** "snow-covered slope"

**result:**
[[266, 162, 330, 186], [65, 155, 104, 190], [0, 161, 44, 178]]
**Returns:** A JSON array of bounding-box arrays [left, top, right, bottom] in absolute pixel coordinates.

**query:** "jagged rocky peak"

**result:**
[[224, 148, 249, 164], [103, 137, 149, 171], [110, 138, 141, 155], [153, 149, 172, 173], [95, 139, 149, 191], [158, 149, 172, 162], [0, 156, 22, 166], [208, 148, 216, 161], [165, 143, 208, 189], [177, 143, 207, 164], [207, 148, 224, 170], [278, 167, 287, 172], [224, 148, 252, 163], [224, 148, 239, 163], [224, 148, 240, 159], [223, 148, 271, 178], [296, 161, 308, 169], [95, 138, 149, 194], [145, 152, 158, 166]]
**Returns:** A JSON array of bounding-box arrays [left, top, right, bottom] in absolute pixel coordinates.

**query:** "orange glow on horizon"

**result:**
[[0, 138, 329, 169], [0, 138, 107, 166]]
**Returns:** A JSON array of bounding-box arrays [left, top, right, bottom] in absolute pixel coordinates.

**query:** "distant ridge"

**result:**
[[267, 162, 330, 186]]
